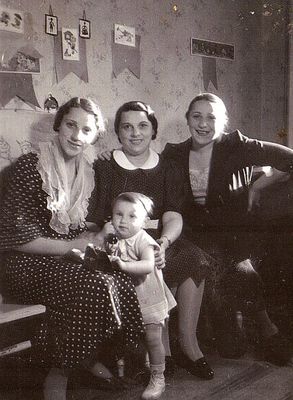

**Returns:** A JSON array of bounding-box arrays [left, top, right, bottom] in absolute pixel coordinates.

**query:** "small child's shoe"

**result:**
[[141, 369, 165, 400]]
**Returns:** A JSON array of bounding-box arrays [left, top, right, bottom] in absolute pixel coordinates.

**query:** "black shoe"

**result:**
[[260, 333, 293, 366], [176, 353, 214, 380]]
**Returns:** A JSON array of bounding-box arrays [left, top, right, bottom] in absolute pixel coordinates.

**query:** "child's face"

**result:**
[[112, 200, 147, 239]]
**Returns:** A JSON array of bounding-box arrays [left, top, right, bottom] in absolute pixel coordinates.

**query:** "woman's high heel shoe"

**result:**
[[175, 351, 214, 380]]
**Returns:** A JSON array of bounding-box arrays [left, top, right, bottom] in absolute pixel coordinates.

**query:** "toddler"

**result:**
[[109, 192, 176, 400]]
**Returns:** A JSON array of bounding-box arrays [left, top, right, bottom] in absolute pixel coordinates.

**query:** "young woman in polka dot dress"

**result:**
[[0, 97, 144, 398]]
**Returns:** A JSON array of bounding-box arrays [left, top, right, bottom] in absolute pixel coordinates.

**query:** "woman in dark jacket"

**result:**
[[162, 92, 293, 365]]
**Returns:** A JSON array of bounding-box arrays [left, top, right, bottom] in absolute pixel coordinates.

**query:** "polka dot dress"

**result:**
[[0, 153, 144, 368]]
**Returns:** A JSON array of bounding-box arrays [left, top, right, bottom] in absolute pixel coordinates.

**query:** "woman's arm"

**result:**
[[158, 211, 183, 248], [13, 230, 107, 256], [111, 246, 155, 276], [248, 168, 290, 211]]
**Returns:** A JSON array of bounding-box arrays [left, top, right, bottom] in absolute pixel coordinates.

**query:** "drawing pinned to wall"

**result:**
[[45, 14, 58, 36], [0, 45, 41, 73], [79, 10, 90, 39], [62, 28, 79, 61], [0, 7, 24, 34], [114, 24, 135, 47]]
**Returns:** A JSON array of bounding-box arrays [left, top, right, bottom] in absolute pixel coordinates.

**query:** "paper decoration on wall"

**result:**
[[45, 14, 58, 36], [112, 33, 141, 78], [62, 28, 79, 61], [114, 24, 135, 47], [0, 45, 42, 74], [191, 38, 234, 91], [54, 32, 88, 83], [17, 139, 32, 154], [191, 38, 234, 60], [202, 57, 218, 91], [0, 73, 40, 108], [79, 10, 90, 39], [0, 7, 24, 34]]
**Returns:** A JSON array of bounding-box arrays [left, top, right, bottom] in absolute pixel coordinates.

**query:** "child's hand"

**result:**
[[66, 248, 85, 262], [109, 255, 125, 270]]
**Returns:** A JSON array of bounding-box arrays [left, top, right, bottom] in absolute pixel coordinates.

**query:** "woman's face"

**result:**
[[118, 111, 154, 158], [187, 100, 226, 146], [58, 107, 98, 160]]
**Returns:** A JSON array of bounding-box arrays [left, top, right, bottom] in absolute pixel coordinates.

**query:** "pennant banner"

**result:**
[[0, 73, 40, 108], [112, 34, 141, 78], [202, 57, 218, 90], [54, 33, 88, 83]]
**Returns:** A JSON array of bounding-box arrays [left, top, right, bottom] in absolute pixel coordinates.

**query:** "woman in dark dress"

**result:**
[[88, 101, 218, 380], [162, 92, 293, 365], [0, 97, 144, 399]]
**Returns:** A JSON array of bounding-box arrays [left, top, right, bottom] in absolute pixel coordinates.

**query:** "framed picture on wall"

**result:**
[[45, 14, 58, 36], [0, 7, 24, 33], [79, 19, 90, 39], [62, 28, 79, 61]]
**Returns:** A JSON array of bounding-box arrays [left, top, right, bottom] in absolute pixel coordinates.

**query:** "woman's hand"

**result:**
[[97, 150, 113, 161], [154, 239, 167, 269]]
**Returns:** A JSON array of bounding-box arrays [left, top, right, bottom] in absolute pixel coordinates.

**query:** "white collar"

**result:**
[[113, 149, 159, 170]]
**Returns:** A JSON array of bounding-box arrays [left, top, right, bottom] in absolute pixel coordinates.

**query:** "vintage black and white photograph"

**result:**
[[45, 14, 58, 36], [0, 1, 292, 400]]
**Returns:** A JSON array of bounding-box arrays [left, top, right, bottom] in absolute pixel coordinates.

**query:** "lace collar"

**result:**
[[113, 149, 159, 170]]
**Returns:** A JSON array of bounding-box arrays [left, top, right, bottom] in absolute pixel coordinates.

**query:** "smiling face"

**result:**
[[118, 111, 154, 158], [187, 100, 227, 147], [112, 199, 147, 239], [58, 107, 98, 160]]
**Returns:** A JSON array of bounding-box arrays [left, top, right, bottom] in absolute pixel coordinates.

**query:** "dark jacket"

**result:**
[[162, 130, 293, 231]]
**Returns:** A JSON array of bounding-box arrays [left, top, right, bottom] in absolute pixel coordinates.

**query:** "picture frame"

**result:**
[[79, 19, 90, 39], [62, 28, 79, 61], [191, 37, 235, 61], [114, 24, 135, 47], [45, 14, 58, 36], [0, 7, 24, 34]]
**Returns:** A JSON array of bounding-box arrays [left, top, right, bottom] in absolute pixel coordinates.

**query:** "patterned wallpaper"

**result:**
[[0, 0, 289, 173]]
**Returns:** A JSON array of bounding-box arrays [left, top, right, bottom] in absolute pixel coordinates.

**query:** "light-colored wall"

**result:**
[[0, 0, 289, 169]]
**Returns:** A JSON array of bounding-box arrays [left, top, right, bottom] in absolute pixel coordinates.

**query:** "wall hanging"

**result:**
[[45, 14, 58, 36], [0, 7, 24, 34], [79, 10, 90, 39], [191, 37, 235, 90], [112, 24, 140, 78]]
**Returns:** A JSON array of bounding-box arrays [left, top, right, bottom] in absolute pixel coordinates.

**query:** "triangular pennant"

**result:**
[[0, 73, 40, 108], [54, 33, 88, 83], [202, 57, 218, 90], [112, 35, 141, 78]]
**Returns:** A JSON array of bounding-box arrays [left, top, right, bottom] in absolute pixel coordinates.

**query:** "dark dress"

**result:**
[[0, 153, 144, 368], [87, 153, 217, 289], [162, 131, 293, 314]]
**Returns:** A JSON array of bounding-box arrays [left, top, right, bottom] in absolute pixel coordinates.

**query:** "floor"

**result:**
[[0, 339, 292, 400]]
